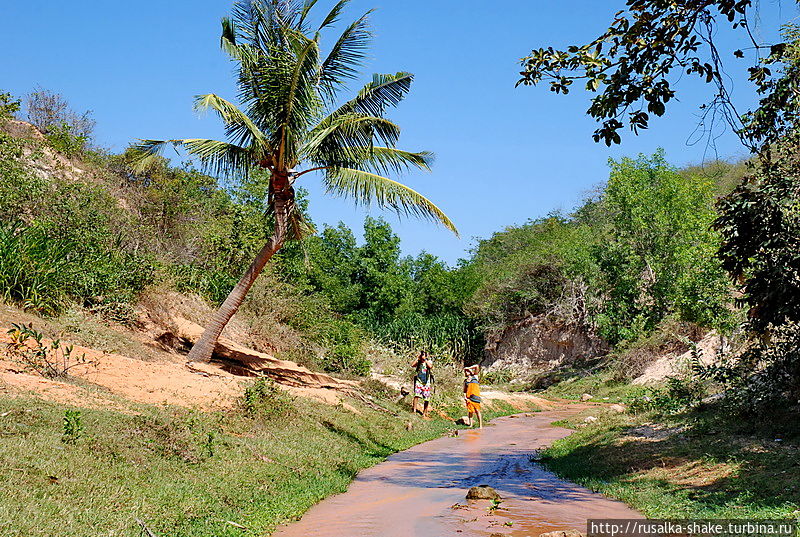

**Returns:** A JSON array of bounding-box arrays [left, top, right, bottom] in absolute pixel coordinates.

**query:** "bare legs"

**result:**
[[467, 410, 483, 428], [412, 396, 430, 418]]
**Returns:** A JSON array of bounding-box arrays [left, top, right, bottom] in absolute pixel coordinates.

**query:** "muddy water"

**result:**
[[274, 408, 641, 537]]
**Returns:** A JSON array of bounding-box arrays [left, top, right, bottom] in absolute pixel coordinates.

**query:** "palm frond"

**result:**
[[297, 0, 320, 29], [324, 167, 458, 236], [319, 10, 373, 94], [328, 72, 413, 121], [130, 138, 251, 178], [318, 0, 349, 30], [306, 113, 401, 147], [194, 93, 270, 153], [348, 146, 434, 176], [274, 31, 323, 167]]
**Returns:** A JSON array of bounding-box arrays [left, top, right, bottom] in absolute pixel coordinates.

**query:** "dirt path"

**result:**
[[274, 406, 640, 537]]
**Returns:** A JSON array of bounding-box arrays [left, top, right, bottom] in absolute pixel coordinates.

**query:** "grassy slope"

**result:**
[[0, 380, 528, 537], [536, 374, 800, 519]]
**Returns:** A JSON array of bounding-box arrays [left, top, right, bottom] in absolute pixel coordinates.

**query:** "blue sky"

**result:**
[[2, 1, 795, 264]]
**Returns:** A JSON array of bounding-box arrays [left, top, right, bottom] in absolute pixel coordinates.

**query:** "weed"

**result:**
[[6, 323, 90, 378], [482, 368, 514, 385], [242, 377, 295, 418], [61, 410, 83, 445]]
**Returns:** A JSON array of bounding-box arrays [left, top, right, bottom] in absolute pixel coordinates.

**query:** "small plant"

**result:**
[[488, 498, 503, 513], [624, 375, 707, 415], [46, 123, 88, 157], [482, 368, 514, 385], [61, 410, 83, 444], [0, 91, 20, 120], [242, 377, 294, 418], [6, 323, 89, 378]]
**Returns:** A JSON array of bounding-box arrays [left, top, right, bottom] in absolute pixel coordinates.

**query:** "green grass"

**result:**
[[539, 407, 800, 519], [0, 383, 531, 537], [539, 369, 636, 402]]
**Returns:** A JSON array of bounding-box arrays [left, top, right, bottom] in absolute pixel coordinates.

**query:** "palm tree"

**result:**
[[133, 0, 458, 364]]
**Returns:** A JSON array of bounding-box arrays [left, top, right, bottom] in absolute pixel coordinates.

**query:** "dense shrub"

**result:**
[[465, 151, 734, 347], [242, 378, 295, 418]]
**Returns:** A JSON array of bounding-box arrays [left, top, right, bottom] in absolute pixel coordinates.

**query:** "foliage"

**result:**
[[0, 224, 74, 314], [464, 151, 733, 346], [6, 323, 88, 378], [288, 217, 478, 362], [0, 91, 20, 120], [0, 133, 47, 222], [318, 318, 371, 375], [714, 29, 800, 334], [45, 123, 90, 157], [61, 410, 83, 445], [517, 0, 773, 147], [360, 311, 479, 363], [26, 88, 95, 154], [695, 321, 800, 414], [242, 377, 295, 418], [624, 376, 708, 415], [595, 152, 732, 342], [716, 146, 800, 333]]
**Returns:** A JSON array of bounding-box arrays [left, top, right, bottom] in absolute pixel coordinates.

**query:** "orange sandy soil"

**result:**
[[0, 336, 244, 411]]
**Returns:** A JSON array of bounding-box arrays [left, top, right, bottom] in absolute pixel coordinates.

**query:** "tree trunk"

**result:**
[[186, 185, 291, 363]]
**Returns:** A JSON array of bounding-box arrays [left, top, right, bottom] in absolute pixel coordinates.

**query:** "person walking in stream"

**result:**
[[410, 350, 434, 418], [464, 365, 483, 428]]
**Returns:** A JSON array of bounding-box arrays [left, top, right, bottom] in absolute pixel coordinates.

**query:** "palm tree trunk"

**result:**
[[186, 189, 291, 363]]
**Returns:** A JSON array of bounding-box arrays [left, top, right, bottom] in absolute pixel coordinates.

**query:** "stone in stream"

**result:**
[[466, 485, 501, 500], [540, 531, 586, 537]]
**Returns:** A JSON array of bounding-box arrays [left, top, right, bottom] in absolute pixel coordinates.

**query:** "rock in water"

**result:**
[[540, 530, 586, 537], [466, 485, 501, 500]]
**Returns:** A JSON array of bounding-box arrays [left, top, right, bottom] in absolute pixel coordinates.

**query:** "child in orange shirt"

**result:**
[[463, 365, 482, 428]]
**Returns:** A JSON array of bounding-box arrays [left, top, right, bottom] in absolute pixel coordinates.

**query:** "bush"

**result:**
[[0, 91, 20, 120], [319, 319, 371, 376], [61, 410, 84, 445], [359, 311, 480, 363], [624, 376, 707, 415], [242, 378, 295, 418], [0, 221, 152, 316], [695, 322, 800, 415], [46, 123, 89, 157], [6, 322, 89, 378], [482, 368, 515, 385]]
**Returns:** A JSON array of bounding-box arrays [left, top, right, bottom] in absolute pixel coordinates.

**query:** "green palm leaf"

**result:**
[[320, 9, 373, 94], [324, 167, 458, 236], [194, 93, 270, 152], [131, 138, 251, 178]]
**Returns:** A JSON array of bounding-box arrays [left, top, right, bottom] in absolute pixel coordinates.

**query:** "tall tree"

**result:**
[[134, 0, 457, 363]]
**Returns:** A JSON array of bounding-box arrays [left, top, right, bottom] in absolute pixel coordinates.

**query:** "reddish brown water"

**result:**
[[274, 408, 641, 537]]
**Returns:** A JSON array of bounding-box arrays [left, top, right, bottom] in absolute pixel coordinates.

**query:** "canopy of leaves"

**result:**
[[517, 0, 776, 146], [465, 151, 733, 344], [133, 0, 456, 238]]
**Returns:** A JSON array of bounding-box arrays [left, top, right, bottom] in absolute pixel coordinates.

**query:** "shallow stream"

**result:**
[[274, 408, 641, 537]]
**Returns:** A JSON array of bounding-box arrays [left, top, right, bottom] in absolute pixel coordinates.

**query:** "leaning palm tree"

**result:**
[[133, 0, 457, 363]]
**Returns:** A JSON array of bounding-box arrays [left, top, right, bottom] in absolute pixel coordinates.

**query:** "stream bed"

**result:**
[[274, 407, 641, 537]]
